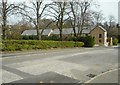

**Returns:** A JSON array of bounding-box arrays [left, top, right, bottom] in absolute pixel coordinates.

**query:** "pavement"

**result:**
[[85, 69, 119, 83], [0, 46, 119, 84]]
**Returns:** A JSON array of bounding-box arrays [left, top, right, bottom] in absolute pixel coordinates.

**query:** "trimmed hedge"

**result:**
[[2, 40, 84, 51], [21, 35, 60, 41], [21, 35, 38, 40]]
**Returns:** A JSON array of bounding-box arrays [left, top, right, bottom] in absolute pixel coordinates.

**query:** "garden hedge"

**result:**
[[1, 40, 84, 51]]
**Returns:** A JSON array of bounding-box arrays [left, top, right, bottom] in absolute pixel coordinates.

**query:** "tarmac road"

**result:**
[[0, 46, 119, 84], [85, 69, 119, 83]]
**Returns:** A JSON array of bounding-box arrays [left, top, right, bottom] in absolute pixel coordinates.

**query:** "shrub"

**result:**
[[78, 36, 95, 47], [2, 40, 84, 51], [21, 35, 38, 40], [113, 38, 118, 45], [42, 35, 60, 41], [3, 45, 16, 51], [21, 35, 29, 40], [74, 42, 84, 47]]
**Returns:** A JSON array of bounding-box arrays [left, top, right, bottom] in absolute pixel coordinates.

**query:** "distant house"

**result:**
[[21, 26, 108, 46], [90, 26, 108, 46], [21, 29, 52, 36], [21, 27, 91, 36]]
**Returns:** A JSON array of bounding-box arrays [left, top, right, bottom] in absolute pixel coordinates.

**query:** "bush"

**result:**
[[113, 38, 118, 45], [21, 35, 38, 40], [74, 42, 84, 47], [2, 45, 16, 51], [1, 40, 84, 51], [42, 35, 60, 41], [78, 36, 95, 47]]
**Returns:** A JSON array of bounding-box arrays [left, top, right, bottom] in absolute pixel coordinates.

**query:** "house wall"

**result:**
[[90, 27, 107, 46], [104, 31, 108, 46]]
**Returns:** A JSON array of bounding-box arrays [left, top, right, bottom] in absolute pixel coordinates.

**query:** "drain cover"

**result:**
[[86, 73, 96, 78]]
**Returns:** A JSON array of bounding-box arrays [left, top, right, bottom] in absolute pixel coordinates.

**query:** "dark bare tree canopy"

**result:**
[[0, 0, 25, 39], [47, 1, 68, 40], [18, 0, 56, 40], [0, 0, 118, 40]]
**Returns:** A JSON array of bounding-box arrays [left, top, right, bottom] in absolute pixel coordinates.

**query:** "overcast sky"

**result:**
[[5, 0, 120, 24], [98, 0, 119, 22]]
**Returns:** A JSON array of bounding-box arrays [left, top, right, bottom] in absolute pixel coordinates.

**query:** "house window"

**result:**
[[99, 40, 102, 43], [99, 34, 102, 38]]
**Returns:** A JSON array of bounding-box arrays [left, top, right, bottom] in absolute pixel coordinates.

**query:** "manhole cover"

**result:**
[[86, 73, 96, 78]]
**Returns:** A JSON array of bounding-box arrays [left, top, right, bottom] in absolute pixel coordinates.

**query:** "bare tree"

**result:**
[[108, 15, 115, 27], [68, 2, 78, 37], [0, 0, 24, 39], [9, 20, 33, 39], [103, 15, 116, 37], [67, 0, 100, 37], [78, 1, 91, 36], [92, 11, 104, 25], [47, 1, 68, 40], [20, 0, 51, 40], [107, 15, 116, 37]]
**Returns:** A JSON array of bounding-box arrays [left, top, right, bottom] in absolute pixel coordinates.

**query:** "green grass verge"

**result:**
[[1, 40, 84, 51]]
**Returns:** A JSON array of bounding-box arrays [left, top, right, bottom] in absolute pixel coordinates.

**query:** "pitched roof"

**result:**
[[21, 27, 94, 36], [99, 26, 107, 32], [21, 29, 51, 36], [90, 26, 107, 33]]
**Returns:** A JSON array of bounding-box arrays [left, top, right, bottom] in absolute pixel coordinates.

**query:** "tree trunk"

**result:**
[[2, 25, 7, 40], [77, 19, 80, 37], [79, 23, 84, 36], [73, 26, 77, 37], [36, 1, 41, 40], [70, 2, 77, 37], [2, 0, 7, 40], [2, 15, 7, 40], [3, 23, 7, 40], [36, 27, 41, 40], [79, 14, 85, 36], [59, 29, 62, 41]]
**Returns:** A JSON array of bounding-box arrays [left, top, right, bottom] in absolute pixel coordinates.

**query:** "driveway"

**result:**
[[0, 46, 119, 84]]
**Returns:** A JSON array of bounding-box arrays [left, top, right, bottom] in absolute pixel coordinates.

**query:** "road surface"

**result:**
[[0, 46, 119, 84]]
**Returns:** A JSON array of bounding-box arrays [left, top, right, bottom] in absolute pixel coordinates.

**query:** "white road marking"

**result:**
[[2, 48, 118, 83], [2, 50, 73, 59], [84, 68, 119, 83], [2, 48, 115, 60], [2, 69, 23, 83]]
